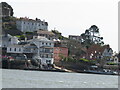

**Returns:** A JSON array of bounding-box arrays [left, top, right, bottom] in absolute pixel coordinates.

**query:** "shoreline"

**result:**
[[1, 67, 119, 76]]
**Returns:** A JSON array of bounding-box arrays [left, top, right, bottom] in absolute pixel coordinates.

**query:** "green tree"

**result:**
[[80, 25, 104, 49]]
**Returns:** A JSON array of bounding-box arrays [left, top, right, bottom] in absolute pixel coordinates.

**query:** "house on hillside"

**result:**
[[28, 36, 54, 66], [54, 41, 68, 63], [1, 34, 20, 55], [34, 30, 58, 40], [102, 47, 113, 57], [1, 34, 19, 48], [85, 44, 113, 62], [7, 44, 37, 59], [69, 35, 82, 42], [16, 17, 48, 32], [6, 35, 54, 68]]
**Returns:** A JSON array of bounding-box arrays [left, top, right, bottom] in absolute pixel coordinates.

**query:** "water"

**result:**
[[2, 69, 118, 88]]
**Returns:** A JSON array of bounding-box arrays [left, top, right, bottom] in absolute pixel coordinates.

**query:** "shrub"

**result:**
[[107, 62, 117, 65]]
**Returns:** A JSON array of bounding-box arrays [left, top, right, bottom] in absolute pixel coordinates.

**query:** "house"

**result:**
[[69, 35, 82, 42], [16, 17, 48, 32], [54, 41, 68, 63], [1, 34, 20, 55], [6, 35, 54, 66], [7, 43, 38, 59], [54, 47, 68, 63], [86, 44, 113, 61], [1, 34, 19, 48], [29, 36, 54, 65], [34, 30, 58, 40], [102, 48, 113, 57]]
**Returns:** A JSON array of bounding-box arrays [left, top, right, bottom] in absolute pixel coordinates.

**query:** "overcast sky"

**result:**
[[1, 0, 118, 52]]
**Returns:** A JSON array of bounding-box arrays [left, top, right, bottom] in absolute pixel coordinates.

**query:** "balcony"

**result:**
[[23, 49, 37, 53]]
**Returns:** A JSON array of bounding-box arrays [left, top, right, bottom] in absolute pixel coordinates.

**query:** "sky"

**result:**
[[1, 0, 118, 52]]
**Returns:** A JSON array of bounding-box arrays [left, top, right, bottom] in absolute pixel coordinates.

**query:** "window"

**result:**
[[46, 60, 51, 64], [49, 43, 51, 45], [10, 48, 11, 51], [19, 48, 21, 51], [14, 48, 16, 51], [46, 43, 47, 45], [41, 55, 44, 58], [46, 54, 48, 58], [24, 22, 25, 24], [42, 42, 44, 45]]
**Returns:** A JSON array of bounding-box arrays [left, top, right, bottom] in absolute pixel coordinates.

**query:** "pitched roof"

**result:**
[[87, 44, 111, 55], [36, 30, 55, 36]]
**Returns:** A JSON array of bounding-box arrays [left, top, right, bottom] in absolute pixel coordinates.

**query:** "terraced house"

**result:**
[[16, 17, 48, 32]]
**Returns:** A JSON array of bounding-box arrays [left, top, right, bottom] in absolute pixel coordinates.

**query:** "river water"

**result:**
[[2, 69, 118, 88]]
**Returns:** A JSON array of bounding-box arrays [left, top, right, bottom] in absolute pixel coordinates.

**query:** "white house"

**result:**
[[29, 36, 54, 65], [1, 34, 19, 48], [102, 48, 113, 57], [16, 17, 48, 32], [6, 35, 54, 66], [7, 45, 24, 53], [7, 44, 38, 59]]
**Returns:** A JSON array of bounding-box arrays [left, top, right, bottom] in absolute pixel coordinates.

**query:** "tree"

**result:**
[[89, 25, 104, 45], [80, 25, 104, 49]]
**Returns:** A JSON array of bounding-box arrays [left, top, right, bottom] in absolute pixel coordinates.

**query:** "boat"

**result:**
[[82, 69, 118, 75]]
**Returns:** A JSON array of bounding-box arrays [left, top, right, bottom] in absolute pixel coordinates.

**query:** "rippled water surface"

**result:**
[[2, 69, 118, 88]]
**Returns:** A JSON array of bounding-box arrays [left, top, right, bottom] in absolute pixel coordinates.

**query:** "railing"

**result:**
[[23, 50, 37, 53]]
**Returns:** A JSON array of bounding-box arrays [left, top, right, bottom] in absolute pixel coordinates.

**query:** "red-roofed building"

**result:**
[[84, 44, 113, 61]]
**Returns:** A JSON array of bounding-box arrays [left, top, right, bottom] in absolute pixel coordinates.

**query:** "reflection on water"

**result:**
[[2, 69, 118, 88]]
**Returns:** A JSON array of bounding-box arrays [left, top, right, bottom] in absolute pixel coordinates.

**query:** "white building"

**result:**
[[102, 48, 113, 57], [1, 34, 19, 48], [6, 35, 54, 66], [16, 17, 48, 32], [7, 44, 38, 59], [29, 36, 54, 65]]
